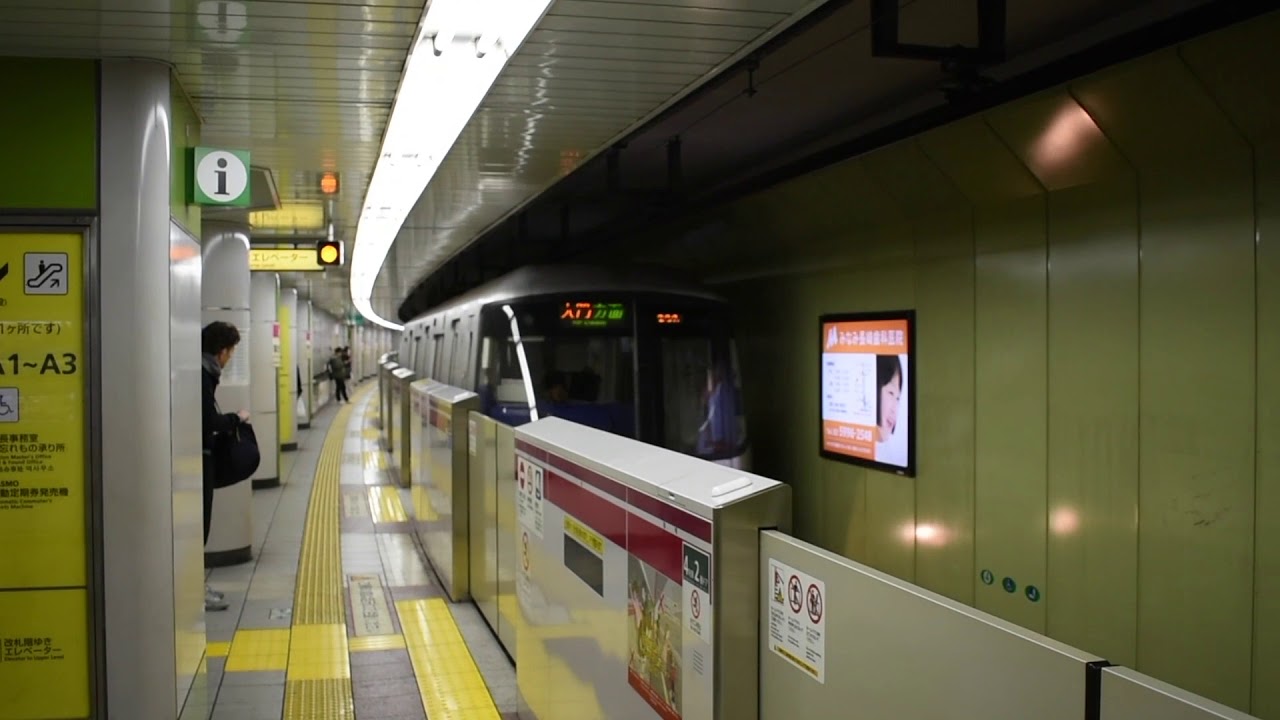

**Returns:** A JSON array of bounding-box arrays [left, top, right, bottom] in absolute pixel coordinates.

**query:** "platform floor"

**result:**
[[194, 383, 517, 720]]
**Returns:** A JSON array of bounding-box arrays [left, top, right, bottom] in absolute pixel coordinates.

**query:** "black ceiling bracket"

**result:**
[[745, 54, 761, 98], [871, 0, 1005, 102], [666, 136, 683, 196], [606, 147, 622, 193]]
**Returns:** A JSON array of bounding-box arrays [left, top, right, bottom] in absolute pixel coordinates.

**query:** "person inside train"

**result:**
[[478, 364, 500, 414], [201, 321, 249, 612], [696, 361, 739, 456], [543, 369, 570, 404]]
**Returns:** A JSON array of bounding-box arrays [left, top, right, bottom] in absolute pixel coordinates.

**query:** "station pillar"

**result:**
[[95, 58, 206, 720], [249, 272, 281, 487], [200, 220, 254, 566], [297, 299, 313, 428], [278, 287, 299, 452]]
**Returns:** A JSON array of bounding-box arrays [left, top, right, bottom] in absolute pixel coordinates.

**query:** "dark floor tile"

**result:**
[[349, 649, 413, 669], [353, 692, 425, 720], [375, 521, 415, 534]]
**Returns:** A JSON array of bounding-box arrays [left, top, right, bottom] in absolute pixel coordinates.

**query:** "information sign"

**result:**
[[248, 247, 324, 272], [767, 558, 826, 683], [0, 230, 91, 716], [191, 146, 251, 207], [683, 544, 712, 645]]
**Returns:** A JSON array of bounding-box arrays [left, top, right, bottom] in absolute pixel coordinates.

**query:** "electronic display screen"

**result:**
[[819, 311, 915, 476], [559, 301, 627, 328]]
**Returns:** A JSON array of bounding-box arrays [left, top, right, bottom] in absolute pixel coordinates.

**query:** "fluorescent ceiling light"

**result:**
[[349, 0, 556, 331]]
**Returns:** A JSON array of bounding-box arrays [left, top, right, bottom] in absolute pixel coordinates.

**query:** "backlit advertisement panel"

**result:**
[[819, 311, 915, 476]]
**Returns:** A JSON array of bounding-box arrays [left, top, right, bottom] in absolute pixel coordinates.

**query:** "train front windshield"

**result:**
[[477, 297, 747, 461]]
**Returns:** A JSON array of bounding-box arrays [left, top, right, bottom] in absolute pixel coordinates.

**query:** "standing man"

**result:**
[[328, 346, 350, 403], [201, 321, 249, 612]]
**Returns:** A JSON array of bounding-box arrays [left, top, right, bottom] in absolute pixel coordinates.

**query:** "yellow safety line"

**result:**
[[283, 393, 360, 720], [349, 634, 407, 652], [367, 485, 408, 523], [398, 598, 501, 719], [224, 629, 291, 672], [206, 641, 230, 659]]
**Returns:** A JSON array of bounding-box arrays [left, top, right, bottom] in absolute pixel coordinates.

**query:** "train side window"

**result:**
[[453, 317, 468, 386], [477, 306, 534, 421], [432, 333, 445, 382]]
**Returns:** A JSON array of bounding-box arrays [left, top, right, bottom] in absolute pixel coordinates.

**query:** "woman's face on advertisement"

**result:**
[[879, 370, 901, 435]]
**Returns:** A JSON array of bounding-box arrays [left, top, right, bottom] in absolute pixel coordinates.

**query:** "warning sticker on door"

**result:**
[[515, 455, 544, 538], [682, 543, 712, 646], [766, 558, 825, 683]]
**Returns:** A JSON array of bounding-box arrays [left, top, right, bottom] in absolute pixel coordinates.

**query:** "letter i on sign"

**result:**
[[215, 158, 229, 195]]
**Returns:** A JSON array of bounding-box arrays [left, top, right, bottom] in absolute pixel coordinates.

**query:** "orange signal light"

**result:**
[[319, 171, 340, 195]]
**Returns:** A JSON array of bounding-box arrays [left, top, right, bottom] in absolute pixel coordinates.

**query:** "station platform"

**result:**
[[196, 383, 516, 720]]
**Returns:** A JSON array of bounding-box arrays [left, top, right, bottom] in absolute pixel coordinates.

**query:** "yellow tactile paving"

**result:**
[[224, 629, 290, 672], [284, 395, 360, 720], [348, 634, 407, 652], [287, 624, 350, 681], [362, 428, 380, 440], [367, 485, 408, 523], [398, 598, 501, 720], [206, 641, 230, 658]]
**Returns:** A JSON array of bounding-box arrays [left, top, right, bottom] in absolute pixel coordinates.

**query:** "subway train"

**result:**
[[397, 265, 750, 468]]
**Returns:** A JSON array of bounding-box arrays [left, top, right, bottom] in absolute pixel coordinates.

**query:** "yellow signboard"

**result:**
[[0, 589, 90, 718], [564, 515, 604, 556], [0, 230, 91, 717], [249, 203, 325, 231], [249, 247, 323, 272]]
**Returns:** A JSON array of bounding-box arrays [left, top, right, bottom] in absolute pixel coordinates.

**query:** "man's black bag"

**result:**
[[213, 421, 261, 489]]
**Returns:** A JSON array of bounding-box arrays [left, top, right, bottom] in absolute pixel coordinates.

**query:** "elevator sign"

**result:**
[[192, 147, 251, 207]]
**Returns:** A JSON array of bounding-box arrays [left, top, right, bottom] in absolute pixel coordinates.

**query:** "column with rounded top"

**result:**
[[97, 58, 195, 720], [200, 219, 253, 566], [297, 299, 313, 428], [249, 272, 280, 487], [278, 287, 298, 452]]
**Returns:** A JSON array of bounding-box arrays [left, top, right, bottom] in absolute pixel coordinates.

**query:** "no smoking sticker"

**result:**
[[767, 558, 826, 683]]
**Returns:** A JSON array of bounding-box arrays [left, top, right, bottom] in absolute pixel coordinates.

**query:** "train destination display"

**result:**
[[819, 311, 915, 476]]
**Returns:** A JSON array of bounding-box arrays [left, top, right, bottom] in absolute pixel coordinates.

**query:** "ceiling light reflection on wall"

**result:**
[[349, 0, 556, 330]]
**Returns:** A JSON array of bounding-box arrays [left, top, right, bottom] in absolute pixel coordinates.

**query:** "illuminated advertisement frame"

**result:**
[[818, 310, 917, 477]]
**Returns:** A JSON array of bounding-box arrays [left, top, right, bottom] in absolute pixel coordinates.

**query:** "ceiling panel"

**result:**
[[371, 0, 828, 320], [0, 0, 418, 320], [0, 0, 829, 322]]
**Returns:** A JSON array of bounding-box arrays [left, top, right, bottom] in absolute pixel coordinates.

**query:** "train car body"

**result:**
[[398, 265, 749, 468]]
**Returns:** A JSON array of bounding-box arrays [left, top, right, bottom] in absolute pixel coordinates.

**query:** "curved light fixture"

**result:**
[[349, 0, 556, 330]]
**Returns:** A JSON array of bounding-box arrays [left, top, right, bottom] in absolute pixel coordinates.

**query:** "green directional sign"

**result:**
[[191, 146, 251, 207]]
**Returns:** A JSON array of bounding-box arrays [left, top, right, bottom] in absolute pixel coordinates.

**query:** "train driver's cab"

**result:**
[[476, 295, 748, 464]]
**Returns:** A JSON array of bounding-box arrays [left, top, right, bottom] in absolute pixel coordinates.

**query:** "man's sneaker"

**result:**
[[206, 584, 224, 601], [205, 588, 228, 612]]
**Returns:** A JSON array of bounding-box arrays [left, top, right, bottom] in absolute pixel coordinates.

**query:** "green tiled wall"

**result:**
[[624, 11, 1280, 718], [0, 58, 96, 210]]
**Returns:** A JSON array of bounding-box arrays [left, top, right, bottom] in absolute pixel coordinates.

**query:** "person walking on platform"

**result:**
[[201, 321, 249, 612], [329, 346, 350, 403]]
